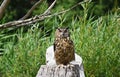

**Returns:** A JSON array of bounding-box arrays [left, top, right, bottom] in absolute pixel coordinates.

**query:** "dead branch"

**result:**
[[0, 0, 11, 19], [0, 0, 89, 29], [43, 0, 56, 14], [20, 0, 44, 20]]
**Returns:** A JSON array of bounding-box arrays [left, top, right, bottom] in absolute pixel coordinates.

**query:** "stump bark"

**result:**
[[36, 64, 81, 77]]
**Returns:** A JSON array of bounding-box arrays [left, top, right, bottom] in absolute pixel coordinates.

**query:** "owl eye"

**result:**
[[57, 28, 62, 32], [64, 27, 69, 32], [65, 27, 69, 30]]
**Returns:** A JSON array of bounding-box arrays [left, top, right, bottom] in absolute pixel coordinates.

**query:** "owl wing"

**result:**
[[53, 39, 58, 52]]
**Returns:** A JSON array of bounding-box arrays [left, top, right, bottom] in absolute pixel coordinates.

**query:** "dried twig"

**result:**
[[0, 0, 89, 29], [0, 0, 10, 19], [20, 0, 44, 20], [43, 0, 56, 14]]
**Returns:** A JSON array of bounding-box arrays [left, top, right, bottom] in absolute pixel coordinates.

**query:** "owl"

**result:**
[[54, 28, 75, 65]]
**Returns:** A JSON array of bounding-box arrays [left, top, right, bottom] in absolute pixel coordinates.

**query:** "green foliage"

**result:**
[[0, 12, 120, 77], [0, 26, 47, 77], [0, 0, 120, 77]]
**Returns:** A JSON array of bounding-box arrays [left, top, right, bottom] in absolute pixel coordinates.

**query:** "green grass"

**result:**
[[0, 13, 120, 77], [0, 2, 120, 76]]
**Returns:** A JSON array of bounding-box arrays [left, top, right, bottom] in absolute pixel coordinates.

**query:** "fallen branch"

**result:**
[[20, 0, 44, 20], [0, 0, 89, 29], [0, 0, 10, 19], [43, 0, 56, 14]]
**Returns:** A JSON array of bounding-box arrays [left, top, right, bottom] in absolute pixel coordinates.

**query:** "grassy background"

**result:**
[[0, 1, 120, 77]]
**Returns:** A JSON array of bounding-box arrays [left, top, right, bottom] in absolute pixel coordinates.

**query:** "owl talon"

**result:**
[[67, 64, 74, 68], [57, 64, 66, 69], [57, 64, 63, 68]]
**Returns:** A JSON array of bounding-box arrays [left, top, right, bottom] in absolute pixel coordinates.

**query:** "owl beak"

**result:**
[[60, 33, 68, 38], [60, 33, 64, 38], [62, 34, 66, 38]]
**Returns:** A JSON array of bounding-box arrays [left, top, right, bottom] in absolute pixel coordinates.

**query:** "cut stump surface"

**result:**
[[36, 64, 81, 77]]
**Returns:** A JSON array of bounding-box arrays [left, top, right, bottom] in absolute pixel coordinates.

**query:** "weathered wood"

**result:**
[[40, 45, 85, 77], [36, 64, 81, 77]]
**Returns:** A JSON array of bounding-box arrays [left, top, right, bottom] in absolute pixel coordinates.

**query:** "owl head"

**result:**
[[55, 27, 70, 38]]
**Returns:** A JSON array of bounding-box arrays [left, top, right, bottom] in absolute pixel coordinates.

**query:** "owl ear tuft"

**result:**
[[57, 28, 61, 32], [64, 27, 69, 32], [65, 27, 69, 30]]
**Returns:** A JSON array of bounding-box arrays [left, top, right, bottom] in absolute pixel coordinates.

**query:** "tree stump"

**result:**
[[36, 64, 81, 77], [36, 46, 85, 77]]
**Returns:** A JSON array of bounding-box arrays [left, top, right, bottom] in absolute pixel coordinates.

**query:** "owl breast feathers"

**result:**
[[54, 28, 75, 65]]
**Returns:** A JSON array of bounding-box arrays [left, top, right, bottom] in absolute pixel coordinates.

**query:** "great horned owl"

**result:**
[[54, 28, 75, 65]]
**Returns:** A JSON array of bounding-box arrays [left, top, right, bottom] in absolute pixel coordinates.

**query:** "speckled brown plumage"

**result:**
[[54, 28, 75, 65]]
